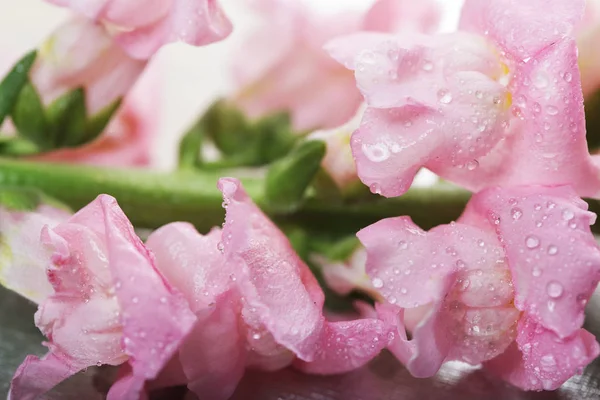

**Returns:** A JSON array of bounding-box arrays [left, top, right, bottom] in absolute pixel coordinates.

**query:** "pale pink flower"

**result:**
[[0, 205, 70, 304], [328, 0, 600, 199], [358, 185, 600, 390], [8, 195, 196, 400], [231, 0, 441, 132], [144, 178, 392, 399], [45, 0, 232, 59]]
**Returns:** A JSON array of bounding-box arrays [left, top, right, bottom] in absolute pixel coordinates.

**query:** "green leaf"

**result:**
[[265, 140, 326, 212], [84, 98, 121, 145], [255, 112, 297, 163], [10, 82, 49, 149], [0, 50, 37, 127], [46, 87, 87, 147], [0, 137, 40, 157]]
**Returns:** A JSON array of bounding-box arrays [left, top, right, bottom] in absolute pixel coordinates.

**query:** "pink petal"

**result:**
[[485, 317, 600, 391], [10, 352, 84, 400], [363, 0, 441, 34], [179, 290, 246, 400], [375, 273, 456, 378], [146, 223, 228, 310], [292, 318, 391, 375], [218, 178, 324, 361], [459, 0, 585, 60], [324, 32, 397, 72], [0, 206, 68, 304], [438, 39, 600, 198], [357, 216, 504, 308], [92, 196, 196, 398], [116, 0, 232, 60], [469, 186, 600, 339]]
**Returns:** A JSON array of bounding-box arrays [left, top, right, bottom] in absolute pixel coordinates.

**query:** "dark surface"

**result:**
[[3, 286, 600, 400]]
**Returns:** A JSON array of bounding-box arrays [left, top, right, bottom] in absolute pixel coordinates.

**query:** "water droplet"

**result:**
[[132, 297, 139, 304], [398, 240, 408, 250], [562, 209, 575, 221], [252, 333, 261, 340], [459, 279, 471, 291], [532, 266, 542, 277], [456, 259, 466, 268], [372, 278, 384, 288], [217, 242, 225, 253], [438, 89, 453, 104], [475, 91, 484, 99], [516, 94, 527, 106], [466, 160, 479, 170], [547, 201, 556, 210], [534, 204, 542, 211], [546, 105, 559, 116], [422, 61, 433, 71], [525, 235, 540, 249], [547, 245, 558, 255], [511, 208, 523, 220], [533, 73, 548, 88], [546, 281, 563, 298], [512, 106, 524, 120], [478, 239, 485, 247], [370, 183, 382, 194], [563, 72, 573, 82], [400, 287, 408, 295], [388, 296, 397, 304]]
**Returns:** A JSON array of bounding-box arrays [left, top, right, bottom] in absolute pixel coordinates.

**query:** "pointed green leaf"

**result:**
[[84, 98, 122, 145], [265, 140, 326, 212], [10, 82, 49, 149], [46, 87, 87, 147], [0, 50, 37, 126], [179, 117, 206, 169]]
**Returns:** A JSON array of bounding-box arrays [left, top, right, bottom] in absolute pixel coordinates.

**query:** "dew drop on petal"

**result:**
[[422, 61, 433, 71], [546, 281, 563, 298], [466, 160, 479, 170], [547, 245, 558, 256], [546, 105, 559, 116], [563, 72, 573, 82], [562, 209, 575, 221], [398, 240, 408, 250], [372, 278, 384, 288], [217, 242, 225, 253], [525, 235, 540, 249], [438, 89, 453, 104], [252, 333, 261, 340], [532, 266, 542, 277], [511, 208, 523, 220]]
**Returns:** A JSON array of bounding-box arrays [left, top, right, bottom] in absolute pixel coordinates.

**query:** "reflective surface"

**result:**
[[2, 286, 600, 400]]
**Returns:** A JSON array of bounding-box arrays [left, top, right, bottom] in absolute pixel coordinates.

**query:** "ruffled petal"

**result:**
[[485, 317, 600, 391], [95, 196, 196, 399], [0, 206, 67, 304], [10, 352, 84, 400], [459, 0, 585, 60], [218, 178, 324, 361], [468, 186, 600, 339], [146, 223, 228, 310], [439, 39, 600, 198], [116, 0, 232, 60], [293, 318, 391, 375]]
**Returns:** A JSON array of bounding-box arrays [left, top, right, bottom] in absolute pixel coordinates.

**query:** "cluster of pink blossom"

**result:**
[[2, 0, 600, 399]]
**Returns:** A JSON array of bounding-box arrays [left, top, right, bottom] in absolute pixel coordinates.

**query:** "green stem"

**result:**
[[0, 157, 471, 234]]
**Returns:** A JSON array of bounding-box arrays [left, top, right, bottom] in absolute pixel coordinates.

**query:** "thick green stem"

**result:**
[[0, 157, 471, 234]]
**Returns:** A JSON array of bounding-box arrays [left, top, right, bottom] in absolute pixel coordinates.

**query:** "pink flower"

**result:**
[[231, 0, 441, 132], [144, 178, 392, 399], [358, 185, 600, 390], [32, 16, 145, 116], [0, 204, 70, 304], [328, 0, 600, 199], [9, 195, 196, 400], [3, 16, 161, 166], [31, 55, 162, 167], [45, 0, 232, 59]]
